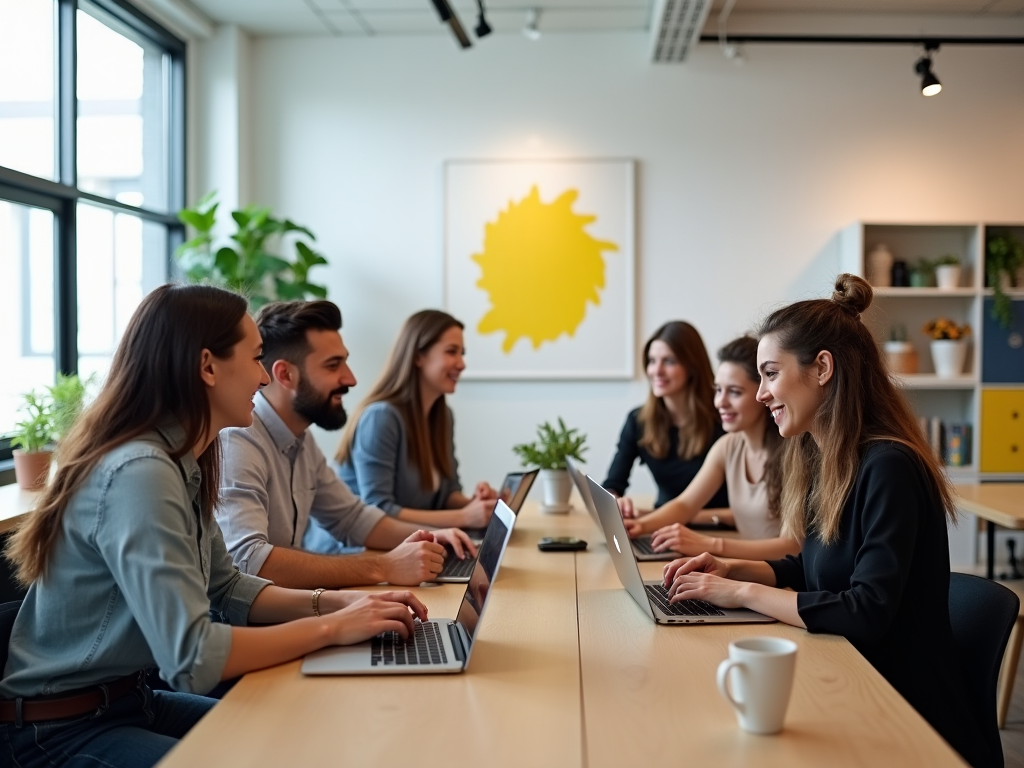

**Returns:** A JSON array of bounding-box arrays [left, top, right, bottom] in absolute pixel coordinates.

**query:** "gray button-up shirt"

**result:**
[[0, 425, 270, 698], [216, 392, 386, 575]]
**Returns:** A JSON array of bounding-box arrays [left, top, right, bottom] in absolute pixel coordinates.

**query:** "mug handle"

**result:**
[[716, 659, 745, 713]]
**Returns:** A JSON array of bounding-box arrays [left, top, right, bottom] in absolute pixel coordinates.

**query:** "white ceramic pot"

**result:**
[[930, 339, 968, 378], [935, 265, 962, 290], [539, 468, 572, 514]]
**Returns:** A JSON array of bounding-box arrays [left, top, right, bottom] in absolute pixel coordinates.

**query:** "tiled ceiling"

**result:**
[[185, 0, 1024, 36]]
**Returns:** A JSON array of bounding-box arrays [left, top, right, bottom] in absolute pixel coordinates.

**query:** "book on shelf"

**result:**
[[917, 416, 972, 467]]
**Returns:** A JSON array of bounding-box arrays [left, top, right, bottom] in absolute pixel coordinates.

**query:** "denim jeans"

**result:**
[[0, 684, 214, 768]]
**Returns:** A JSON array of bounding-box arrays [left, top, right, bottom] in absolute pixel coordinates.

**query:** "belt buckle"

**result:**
[[94, 683, 110, 718], [14, 698, 23, 728]]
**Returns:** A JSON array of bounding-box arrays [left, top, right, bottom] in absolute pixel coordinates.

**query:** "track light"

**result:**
[[474, 0, 492, 37], [522, 8, 541, 41], [430, 0, 472, 49], [914, 43, 942, 96]]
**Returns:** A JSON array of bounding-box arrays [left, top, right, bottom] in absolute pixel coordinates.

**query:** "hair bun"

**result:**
[[832, 273, 873, 316]]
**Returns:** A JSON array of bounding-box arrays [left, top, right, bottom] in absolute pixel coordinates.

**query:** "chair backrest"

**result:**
[[948, 573, 1019, 768], [0, 599, 22, 676]]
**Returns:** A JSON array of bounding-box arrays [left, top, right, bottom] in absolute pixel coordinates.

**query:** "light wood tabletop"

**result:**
[[158, 498, 967, 768], [0, 483, 39, 534], [956, 483, 1024, 530]]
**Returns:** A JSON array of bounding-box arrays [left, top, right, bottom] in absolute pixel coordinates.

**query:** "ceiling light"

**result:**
[[914, 43, 942, 97], [474, 0, 492, 37], [430, 0, 472, 49], [522, 8, 541, 41]]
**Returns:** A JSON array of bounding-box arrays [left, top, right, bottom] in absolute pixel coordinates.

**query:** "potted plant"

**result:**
[[49, 372, 89, 442], [922, 318, 971, 378], [934, 255, 961, 290], [176, 192, 329, 309], [986, 231, 1024, 329], [909, 258, 934, 288], [11, 389, 54, 490], [512, 418, 587, 514]]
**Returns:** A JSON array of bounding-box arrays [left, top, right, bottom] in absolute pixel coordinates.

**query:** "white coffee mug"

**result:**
[[716, 636, 797, 734]]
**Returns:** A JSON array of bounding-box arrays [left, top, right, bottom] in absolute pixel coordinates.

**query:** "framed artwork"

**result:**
[[444, 159, 635, 380]]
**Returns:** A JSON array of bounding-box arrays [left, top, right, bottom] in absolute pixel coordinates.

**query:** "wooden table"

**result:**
[[956, 483, 1024, 579], [158, 498, 967, 768], [0, 483, 37, 534]]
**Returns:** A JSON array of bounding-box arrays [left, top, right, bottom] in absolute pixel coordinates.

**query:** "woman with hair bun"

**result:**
[[663, 275, 990, 768]]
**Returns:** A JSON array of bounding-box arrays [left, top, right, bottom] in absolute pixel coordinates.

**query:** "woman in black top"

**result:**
[[603, 321, 728, 517], [663, 274, 990, 768]]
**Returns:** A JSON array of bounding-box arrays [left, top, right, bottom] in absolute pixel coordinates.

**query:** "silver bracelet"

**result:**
[[312, 588, 326, 617]]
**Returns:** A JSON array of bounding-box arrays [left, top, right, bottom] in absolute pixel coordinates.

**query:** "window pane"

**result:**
[[0, 200, 56, 435], [77, 7, 168, 211], [0, 0, 56, 180], [77, 204, 167, 383]]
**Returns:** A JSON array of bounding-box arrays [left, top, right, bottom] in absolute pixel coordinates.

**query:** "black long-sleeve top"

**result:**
[[602, 408, 728, 509], [768, 441, 990, 768]]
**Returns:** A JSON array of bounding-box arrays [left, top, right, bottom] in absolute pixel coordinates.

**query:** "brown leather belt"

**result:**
[[0, 671, 146, 724]]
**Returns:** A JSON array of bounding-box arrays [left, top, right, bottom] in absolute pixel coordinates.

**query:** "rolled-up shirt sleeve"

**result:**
[[311, 445, 386, 545], [207, 520, 271, 625], [217, 428, 277, 575], [93, 455, 248, 695]]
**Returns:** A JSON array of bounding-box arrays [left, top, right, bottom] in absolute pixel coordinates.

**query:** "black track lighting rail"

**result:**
[[698, 34, 1024, 46]]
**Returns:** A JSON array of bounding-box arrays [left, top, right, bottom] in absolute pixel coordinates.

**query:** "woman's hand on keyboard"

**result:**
[[650, 524, 723, 557], [325, 592, 426, 645], [434, 528, 478, 560]]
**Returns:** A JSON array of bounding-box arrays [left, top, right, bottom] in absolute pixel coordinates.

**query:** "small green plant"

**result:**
[[512, 418, 588, 470], [935, 254, 961, 266], [11, 390, 54, 454], [48, 373, 90, 442], [175, 191, 329, 309], [987, 231, 1024, 329]]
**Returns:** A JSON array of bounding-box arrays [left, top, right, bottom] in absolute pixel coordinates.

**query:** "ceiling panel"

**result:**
[[708, 0, 1022, 12]]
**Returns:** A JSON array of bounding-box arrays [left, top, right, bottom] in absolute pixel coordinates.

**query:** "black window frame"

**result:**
[[0, 0, 185, 463]]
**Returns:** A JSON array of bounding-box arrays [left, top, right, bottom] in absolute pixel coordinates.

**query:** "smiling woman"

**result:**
[[335, 309, 499, 530]]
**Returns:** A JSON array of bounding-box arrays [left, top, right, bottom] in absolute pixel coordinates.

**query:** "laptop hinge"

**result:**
[[448, 621, 467, 663]]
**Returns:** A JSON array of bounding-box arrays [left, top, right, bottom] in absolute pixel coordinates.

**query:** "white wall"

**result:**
[[214, 32, 1024, 506]]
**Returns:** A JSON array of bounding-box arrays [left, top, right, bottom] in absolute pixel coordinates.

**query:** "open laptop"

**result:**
[[436, 469, 537, 583], [585, 475, 774, 625], [302, 499, 517, 675], [565, 457, 680, 562]]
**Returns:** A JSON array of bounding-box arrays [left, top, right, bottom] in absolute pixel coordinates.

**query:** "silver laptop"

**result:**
[[565, 457, 680, 562], [585, 476, 774, 625], [301, 500, 517, 675], [435, 468, 538, 583]]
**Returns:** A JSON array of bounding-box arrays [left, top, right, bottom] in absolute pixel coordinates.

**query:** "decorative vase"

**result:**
[[13, 449, 52, 491], [866, 244, 894, 287], [930, 339, 968, 378], [883, 341, 918, 375], [539, 468, 572, 514], [935, 265, 962, 290]]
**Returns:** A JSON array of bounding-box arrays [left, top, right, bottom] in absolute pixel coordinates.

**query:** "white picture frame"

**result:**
[[444, 159, 635, 380]]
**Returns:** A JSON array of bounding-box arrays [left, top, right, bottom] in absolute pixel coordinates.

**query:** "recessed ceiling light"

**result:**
[[522, 8, 541, 41]]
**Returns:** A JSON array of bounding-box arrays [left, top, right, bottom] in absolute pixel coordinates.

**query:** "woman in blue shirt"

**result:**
[[335, 310, 496, 530], [1, 285, 425, 768]]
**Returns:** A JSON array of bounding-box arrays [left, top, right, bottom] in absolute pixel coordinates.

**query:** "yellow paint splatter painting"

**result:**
[[472, 185, 619, 353]]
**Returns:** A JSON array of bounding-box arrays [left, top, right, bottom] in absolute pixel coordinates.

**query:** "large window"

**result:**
[[0, 0, 184, 462]]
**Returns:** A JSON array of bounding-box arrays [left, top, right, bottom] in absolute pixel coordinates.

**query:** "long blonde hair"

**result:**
[[5, 285, 248, 586], [637, 321, 717, 460], [336, 310, 463, 489], [758, 274, 955, 544]]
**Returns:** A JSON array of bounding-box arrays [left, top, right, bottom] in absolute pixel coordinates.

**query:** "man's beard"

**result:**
[[293, 376, 349, 431]]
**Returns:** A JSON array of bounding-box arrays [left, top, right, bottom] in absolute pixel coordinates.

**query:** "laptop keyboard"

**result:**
[[632, 536, 658, 555], [371, 620, 448, 666], [645, 584, 725, 617], [437, 545, 478, 579]]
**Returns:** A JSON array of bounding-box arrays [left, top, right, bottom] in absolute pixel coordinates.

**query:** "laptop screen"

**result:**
[[454, 503, 511, 652], [497, 469, 538, 513]]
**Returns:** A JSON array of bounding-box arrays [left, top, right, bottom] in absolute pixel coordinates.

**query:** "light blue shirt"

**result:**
[[337, 401, 462, 516], [217, 393, 387, 571], [0, 425, 270, 698]]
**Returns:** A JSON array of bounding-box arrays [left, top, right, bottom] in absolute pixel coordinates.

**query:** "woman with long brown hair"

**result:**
[[663, 275, 989, 768], [335, 309, 496, 530], [0, 285, 425, 768], [622, 336, 799, 560], [603, 321, 728, 517]]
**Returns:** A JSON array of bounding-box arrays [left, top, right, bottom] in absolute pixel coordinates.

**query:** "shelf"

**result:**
[[873, 287, 977, 298], [946, 466, 977, 481], [981, 288, 1024, 298], [892, 374, 977, 390]]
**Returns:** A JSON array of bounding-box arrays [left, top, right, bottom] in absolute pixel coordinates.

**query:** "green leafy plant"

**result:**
[[11, 390, 54, 454], [175, 191, 329, 309], [935, 254, 961, 266], [986, 231, 1024, 329], [512, 418, 588, 470], [48, 373, 90, 442]]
